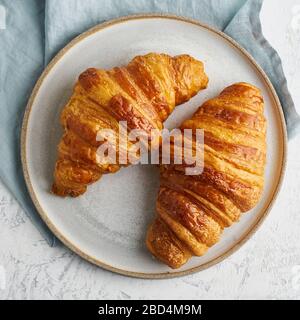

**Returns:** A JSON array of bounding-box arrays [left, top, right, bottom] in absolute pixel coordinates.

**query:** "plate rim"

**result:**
[[21, 13, 288, 279]]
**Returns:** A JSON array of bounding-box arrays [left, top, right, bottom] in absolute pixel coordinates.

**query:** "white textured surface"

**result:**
[[1, 0, 300, 299]]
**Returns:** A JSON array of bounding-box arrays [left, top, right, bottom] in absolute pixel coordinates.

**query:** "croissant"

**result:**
[[146, 82, 266, 268], [52, 53, 208, 197]]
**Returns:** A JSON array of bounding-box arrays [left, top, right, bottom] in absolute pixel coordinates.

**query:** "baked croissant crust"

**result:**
[[146, 82, 266, 269], [52, 53, 208, 197]]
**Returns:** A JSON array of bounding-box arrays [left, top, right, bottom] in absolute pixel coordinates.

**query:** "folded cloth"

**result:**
[[0, 0, 298, 246]]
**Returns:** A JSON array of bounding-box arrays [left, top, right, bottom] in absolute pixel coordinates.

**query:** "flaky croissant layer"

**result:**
[[146, 82, 266, 269], [52, 53, 208, 197]]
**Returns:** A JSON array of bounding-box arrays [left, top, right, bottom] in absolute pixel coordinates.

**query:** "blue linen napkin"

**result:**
[[0, 0, 299, 246]]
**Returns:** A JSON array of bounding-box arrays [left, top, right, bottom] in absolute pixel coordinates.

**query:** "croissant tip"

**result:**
[[51, 183, 86, 198]]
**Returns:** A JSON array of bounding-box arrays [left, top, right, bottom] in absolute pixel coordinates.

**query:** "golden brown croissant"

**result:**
[[146, 82, 266, 268], [52, 53, 208, 197]]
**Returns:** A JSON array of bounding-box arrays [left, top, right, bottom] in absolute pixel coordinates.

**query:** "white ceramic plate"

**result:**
[[21, 15, 287, 278]]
